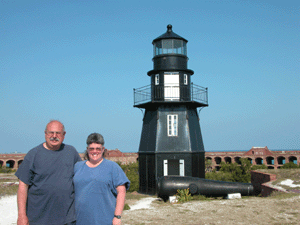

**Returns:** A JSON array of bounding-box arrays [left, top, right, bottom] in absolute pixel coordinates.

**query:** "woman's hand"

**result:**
[[113, 217, 121, 225]]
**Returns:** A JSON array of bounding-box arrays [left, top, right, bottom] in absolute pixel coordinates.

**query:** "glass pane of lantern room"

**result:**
[[163, 39, 173, 54], [155, 41, 162, 56], [183, 42, 187, 55], [173, 40, 182, 54]]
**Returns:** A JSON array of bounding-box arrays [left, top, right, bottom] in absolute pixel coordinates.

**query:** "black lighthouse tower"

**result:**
[[134, 25, 208, 195]]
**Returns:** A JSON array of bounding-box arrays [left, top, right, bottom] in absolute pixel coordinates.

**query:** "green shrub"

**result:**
[[119, 162, 139, 192], [176, 188, 193, 203], [281, 162, 299, 169], [205, 158, 263, 183], [251, 164, 268, 171], [123, 203, 130, 210]]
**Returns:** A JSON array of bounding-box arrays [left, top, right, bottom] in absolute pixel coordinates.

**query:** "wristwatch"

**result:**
[[114, 215, 121, 219]]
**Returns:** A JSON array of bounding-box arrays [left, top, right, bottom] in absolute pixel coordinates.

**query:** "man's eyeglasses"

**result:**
[[46, 131, 64, 136]]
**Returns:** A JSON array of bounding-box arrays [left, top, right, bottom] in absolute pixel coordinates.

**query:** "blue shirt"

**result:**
[[74, 159, 130, 225], [15, 143, 81, 225]]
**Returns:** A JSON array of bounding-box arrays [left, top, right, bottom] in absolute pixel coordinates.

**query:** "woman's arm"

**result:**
[[113, 184, 126, 225]]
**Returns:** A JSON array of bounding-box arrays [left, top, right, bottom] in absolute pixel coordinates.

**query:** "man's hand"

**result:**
[[17, 214, 29, 225]]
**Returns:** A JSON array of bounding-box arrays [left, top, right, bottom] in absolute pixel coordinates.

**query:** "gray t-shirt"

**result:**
[[15, 143, 81, 225]]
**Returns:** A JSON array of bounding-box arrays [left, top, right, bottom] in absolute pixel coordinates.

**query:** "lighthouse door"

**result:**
[[164, 72, 179, 101]]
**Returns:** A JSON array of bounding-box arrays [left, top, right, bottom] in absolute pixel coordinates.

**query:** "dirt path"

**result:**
[[122, 195, 300, 225]]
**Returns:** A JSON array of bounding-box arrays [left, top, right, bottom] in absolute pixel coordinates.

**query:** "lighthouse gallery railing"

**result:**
[[134, 83, 208, 106]]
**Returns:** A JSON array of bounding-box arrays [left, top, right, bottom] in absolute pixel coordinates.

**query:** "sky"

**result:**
[[1, 0, 299, 154]]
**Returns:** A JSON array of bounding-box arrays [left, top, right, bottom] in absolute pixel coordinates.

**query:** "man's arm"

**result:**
[[113, 184, 126, 225], [17, 180, 29, 225]]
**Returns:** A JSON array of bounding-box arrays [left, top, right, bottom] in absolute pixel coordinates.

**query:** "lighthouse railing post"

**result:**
[[191, 82, 194, 101]]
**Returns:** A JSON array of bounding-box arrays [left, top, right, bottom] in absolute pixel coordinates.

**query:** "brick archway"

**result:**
[[234, 157, 241, 164], [6, 160, 16, 168], [224, 157, 232, 163], [266, 156, 274, 165], [277, 156, 285, 165]]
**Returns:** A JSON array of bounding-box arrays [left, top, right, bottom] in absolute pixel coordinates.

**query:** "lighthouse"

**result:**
[[134, 25, 208, 195]]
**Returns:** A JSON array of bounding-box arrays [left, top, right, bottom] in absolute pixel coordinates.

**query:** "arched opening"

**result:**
[[266, 157, 274, 165], [0, 160, 4, 168], [255, 158, 263, 165], [289, 156, 297, 164], [247, 158, 252, 164], [215, 166, 221, 171], [268, 166, 274, 169], [234, 157, 241, 164], [18, 160, 23, 168], [6, 160, 15, 168], [277, 156, 285, 165], [215, 157, 222, 165], [224, 157, 232, 164]]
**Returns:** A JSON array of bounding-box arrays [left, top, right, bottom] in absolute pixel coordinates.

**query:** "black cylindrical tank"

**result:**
[[157, 176, 254, 199]]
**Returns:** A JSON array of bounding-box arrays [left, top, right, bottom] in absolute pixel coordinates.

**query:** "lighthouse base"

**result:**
[[139, 151, 205, 195]]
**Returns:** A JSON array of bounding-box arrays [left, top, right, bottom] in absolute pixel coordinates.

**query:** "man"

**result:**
[[15, 120, 82, 225]]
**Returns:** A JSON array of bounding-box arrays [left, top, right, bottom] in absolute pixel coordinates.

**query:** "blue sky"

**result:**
[[1, 0, 299, 153]]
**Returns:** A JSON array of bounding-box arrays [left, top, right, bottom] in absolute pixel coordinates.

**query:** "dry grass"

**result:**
[[0, 173, 18, 198]]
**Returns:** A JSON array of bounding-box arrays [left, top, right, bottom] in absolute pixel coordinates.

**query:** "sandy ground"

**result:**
[[122, 195, 300, 225], [2, 194, 300, 225], [1, 178, 300, 225], [0, 195, 17, 225]]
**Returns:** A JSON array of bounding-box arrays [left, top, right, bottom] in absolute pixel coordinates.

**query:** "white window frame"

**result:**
[[163, 159, 185, 176], [167, 114, 178, 137], [155, 74, 159, 85], [164, 72, 179, 100], [163, 160, 168, 176], [179, 159, 185, 176], [184, 74, 188, 85]]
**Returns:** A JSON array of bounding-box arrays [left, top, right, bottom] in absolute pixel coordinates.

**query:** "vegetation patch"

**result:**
[[0, 168, 16, 174], [118, 162, 139, 192], [176, 188, 192, 203], [0, 172, 18, 198], [205, 158, 267, 183], [123, 203, 130, 210], [269, 191, 300, 200], [0, 183, 18, 198]]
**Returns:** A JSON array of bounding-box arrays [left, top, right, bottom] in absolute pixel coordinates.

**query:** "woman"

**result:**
[[74, 133, 130, 225]]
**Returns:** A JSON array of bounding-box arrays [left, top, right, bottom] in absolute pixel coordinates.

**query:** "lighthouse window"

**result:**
[[183, 42, 187, 55], [184, 74, 188, 85], [163, 40, 172, 54], [154, 39, 187, 56], [167, 114, 178, 136], [155, 74, 159, 85], [174, 40, 182, 54], [155, 41, 162, 55]]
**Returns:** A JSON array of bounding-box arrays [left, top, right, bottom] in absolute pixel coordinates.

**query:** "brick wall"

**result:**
[[251, 171, 286, 197]]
